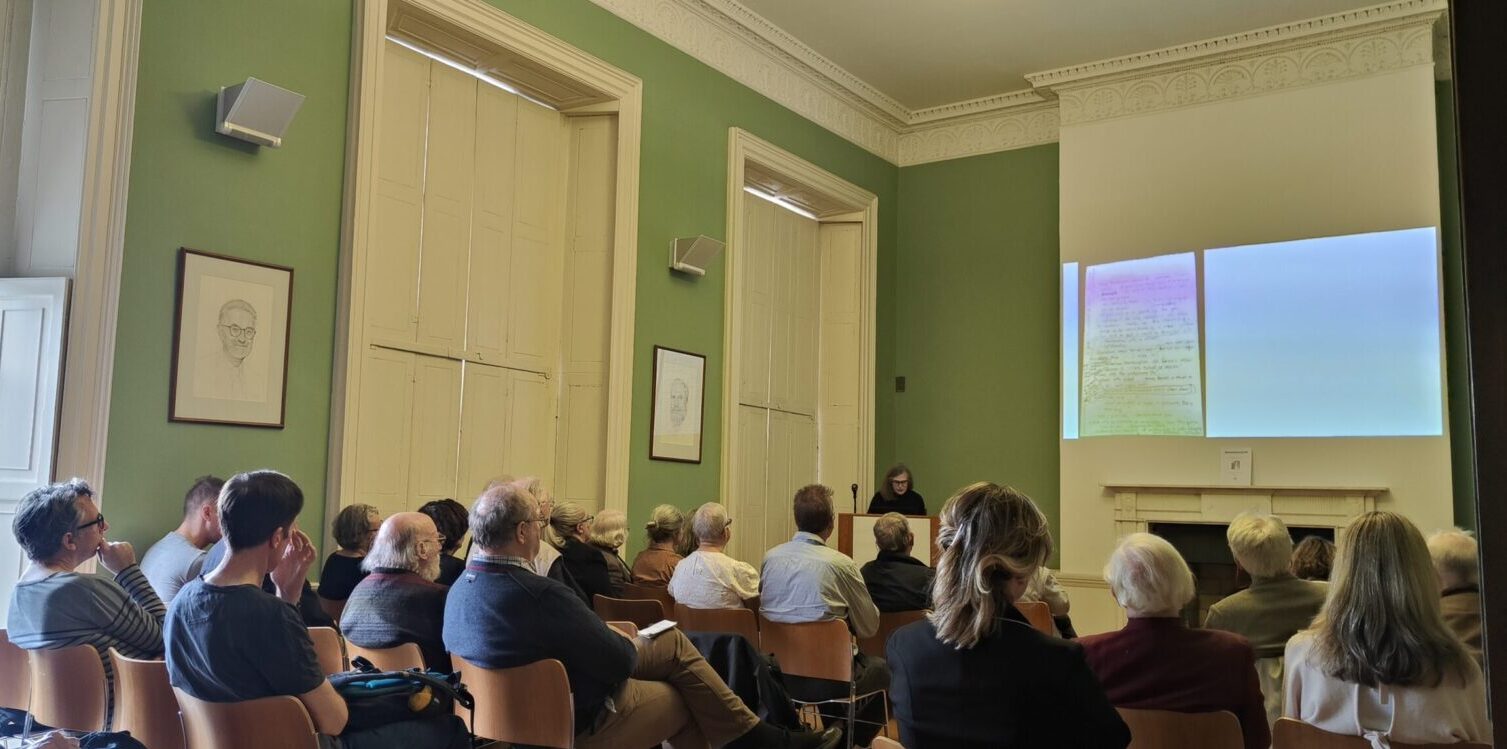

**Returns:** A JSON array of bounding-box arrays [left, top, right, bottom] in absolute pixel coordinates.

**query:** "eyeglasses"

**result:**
[[219, 323, 257, 340], [75, 513, 106, 532]]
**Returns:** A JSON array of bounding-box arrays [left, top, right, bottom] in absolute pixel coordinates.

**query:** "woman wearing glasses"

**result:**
[[7, 479, 167, 726], [868, 464, 927, 516], [548, 501, 619, 602]]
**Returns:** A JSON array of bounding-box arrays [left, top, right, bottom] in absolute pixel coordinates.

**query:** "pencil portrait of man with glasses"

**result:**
[[194, 297, 262, 401]]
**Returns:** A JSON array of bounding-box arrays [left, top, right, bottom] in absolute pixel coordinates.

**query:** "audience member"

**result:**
[[1016, 566, 1074, 637], [867, 464, 926, 516], [1290, 535, 1335, 581], [1284, 511, 1488, 745], [1205, 511, 1327, 727], [319, 503, 379, 603], [166, 470, 469, 749], [203, 535, 334, 627], [141, 475, 225, 603], [341, 512, 450, 670], [588, 509, 633, 590], [669, 502, 760, 609], [886, 482, 1129, 749], [1427, 528, 1482, 663], [762, 484, 888, 745], [416, 498, 469, 586], [859, 512, 933, 612], [443, 483, 839, 749], [549, 501, 618, 601], [8, 479, 166, 726], [1079, 533, 1268, 749], [631, 504, 686, 585]]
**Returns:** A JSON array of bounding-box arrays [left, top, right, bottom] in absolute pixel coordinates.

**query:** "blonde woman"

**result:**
[[631, 504, 686, 585], [1284, 511, 1488, 745], [885, 482, 1129, 749], [588, 509, 633, 590], [549, 501, 618, 600]]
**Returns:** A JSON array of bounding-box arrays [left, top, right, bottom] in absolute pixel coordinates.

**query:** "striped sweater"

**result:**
[[6, 564, 167, 727]]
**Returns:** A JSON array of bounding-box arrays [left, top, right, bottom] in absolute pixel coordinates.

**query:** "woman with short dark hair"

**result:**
[[418, 498, 469, 585], [318, 503, 379, 603], [867, 464, 926, 516]]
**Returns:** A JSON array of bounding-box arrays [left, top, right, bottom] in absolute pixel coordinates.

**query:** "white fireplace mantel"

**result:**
[[1105, 483, 1387, 541]]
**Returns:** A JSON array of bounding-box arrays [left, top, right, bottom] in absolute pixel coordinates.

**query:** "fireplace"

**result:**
[[1149, 522, 1335, 627]]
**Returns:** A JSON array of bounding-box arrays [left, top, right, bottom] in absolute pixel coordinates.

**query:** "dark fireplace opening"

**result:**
[[1148, 522, 1335, 627]]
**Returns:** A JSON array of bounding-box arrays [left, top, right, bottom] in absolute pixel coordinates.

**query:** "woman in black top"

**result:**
[[868, 464, 927, 515], [418, 498, 470, 586], [547, 501, 618, 601], [318, 503, 380, 601]]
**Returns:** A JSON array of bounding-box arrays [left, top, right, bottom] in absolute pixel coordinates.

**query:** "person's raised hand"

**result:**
[[270, 529, 317, 604], [97, 541, 136, 574]]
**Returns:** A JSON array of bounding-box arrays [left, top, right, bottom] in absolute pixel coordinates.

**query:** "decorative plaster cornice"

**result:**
[[898, 103, 1060, 167], [907, 89, 1050, 125]]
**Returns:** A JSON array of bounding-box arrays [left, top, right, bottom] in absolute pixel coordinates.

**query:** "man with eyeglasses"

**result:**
[[194, 297, 261, 401], [7, 479, 166, 725], [339, 512, 452, 670]]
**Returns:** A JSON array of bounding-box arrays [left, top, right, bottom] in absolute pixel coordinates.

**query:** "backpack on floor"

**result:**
[[329, 657, 475, 732]]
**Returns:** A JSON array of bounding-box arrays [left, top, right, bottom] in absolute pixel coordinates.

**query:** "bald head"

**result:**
[[363, 511, 442, 581]]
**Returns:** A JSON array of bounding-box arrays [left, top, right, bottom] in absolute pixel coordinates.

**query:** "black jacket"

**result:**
[[860, 551, 933, 612], [868, 491, 927, 516], [886, 607, 1130, 749], [557, 537, 618, 602]]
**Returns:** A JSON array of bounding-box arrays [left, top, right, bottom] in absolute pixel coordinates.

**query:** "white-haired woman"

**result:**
[[588, 509, 633, 590], [1285, 511, 1488, 746], [1077, 533, 1268, 749], [885, 483, 1129, 749], [631, 504, 686, 586]]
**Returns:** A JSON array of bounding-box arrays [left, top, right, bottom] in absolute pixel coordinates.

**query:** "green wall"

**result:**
[[891, 145, 1062, 552]]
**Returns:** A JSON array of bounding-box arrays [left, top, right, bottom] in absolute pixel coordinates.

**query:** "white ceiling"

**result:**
[[737, 0, 1391, 110]]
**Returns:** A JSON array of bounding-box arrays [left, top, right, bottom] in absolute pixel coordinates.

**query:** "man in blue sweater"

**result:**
[[444, 482, 840, 749]]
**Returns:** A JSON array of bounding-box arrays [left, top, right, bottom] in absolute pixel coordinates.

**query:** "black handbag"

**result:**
[[328, 657, 474, 732]]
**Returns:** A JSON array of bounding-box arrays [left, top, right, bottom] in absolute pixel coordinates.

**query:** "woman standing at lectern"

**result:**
[[869, 464, 927, 516]]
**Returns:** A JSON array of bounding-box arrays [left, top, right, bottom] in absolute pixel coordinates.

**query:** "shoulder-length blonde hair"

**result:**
[[1310, 511, 1472, 687], [929, 482, 1052, 649], [546, 501, 590, 549]]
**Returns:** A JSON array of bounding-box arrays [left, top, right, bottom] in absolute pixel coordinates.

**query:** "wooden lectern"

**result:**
[[835, 513, 940, 567]]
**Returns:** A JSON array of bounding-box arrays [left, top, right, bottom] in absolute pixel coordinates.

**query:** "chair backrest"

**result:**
[[0, 629, 29, 711], [454, 656, 574, 748], [307, 627, 347, 675], [757, 616, 853, 682], [174, 687, 320, 749], [1271, 717, 1492, 749], [344, 641, 424, 672], [592, 595, 666, 627], [109, 649, 186, 749], [27, 645, 107, 731], [871, 738, 905, 749], [1118, 708, 1242, 749], [856, 609, 928, 658], [1014, 600, 1054, 635], [621, 582, 675, 612], [674, 604, 759, 644], [606, 621, 639, 637]]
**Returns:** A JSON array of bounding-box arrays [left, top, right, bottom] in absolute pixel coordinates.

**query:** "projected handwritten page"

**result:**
[[1080, 252, 1204, 437]]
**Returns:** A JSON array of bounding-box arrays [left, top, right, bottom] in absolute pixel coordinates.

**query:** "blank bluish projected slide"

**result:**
[[1063, 263, 1080, 439], [1204, 227, 1443, 437]]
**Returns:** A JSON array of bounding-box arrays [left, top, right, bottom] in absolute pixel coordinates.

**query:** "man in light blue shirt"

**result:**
[[761, 484, 889, 745]]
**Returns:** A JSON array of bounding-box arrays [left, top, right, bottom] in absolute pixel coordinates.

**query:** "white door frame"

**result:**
[[330, 0, 642, 530], [721, 128, 878, 561]]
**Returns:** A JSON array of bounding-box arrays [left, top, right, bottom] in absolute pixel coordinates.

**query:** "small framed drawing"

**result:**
[[169, 248, 294, 427], [650, 345, 705, 463]]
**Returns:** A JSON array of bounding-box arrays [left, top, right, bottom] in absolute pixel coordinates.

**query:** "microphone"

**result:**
[[851, 483, 859, 513]]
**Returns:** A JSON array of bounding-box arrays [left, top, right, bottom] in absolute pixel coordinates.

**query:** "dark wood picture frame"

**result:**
[[169, 247, 294, 428], [649, 345, 706, 463]]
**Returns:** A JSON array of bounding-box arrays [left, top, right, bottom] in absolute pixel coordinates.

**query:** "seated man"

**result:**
[[166, 470, 469, 749], [1204, 512, 1328, 728], [668, 502, 760, 610], [1428, 528, 1482, 664], [140, 475, 224, 603], [762, 484, 890, 745], [7, 479, 166, 726], [859, 512, 933, 612], [443, 482, 839, 749], [341, 512, 450, 670]]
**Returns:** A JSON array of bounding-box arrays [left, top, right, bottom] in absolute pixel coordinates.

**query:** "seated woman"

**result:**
[[631, 504, 686, 585], [1078, 533, 1268, 749], [417, 498, 469, 586], [319, 503, 379, 603], [587, 509, 633, 591], [7, 480, 166, 726], [885, 482, 1129, 749], [1284, 511, 1488, 746], [548, 501, 618, 601]]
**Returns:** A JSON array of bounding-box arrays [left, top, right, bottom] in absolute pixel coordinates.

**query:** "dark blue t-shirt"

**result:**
[[165, 578, 324, 702]]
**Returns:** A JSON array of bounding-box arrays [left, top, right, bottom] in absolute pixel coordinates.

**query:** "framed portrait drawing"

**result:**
[[170, 248, 294, 427], [650, 345, 705, 462]]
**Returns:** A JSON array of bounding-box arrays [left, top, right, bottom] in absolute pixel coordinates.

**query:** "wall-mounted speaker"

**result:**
[[216, 77, 305, 148], [669, 235, 725, 277]]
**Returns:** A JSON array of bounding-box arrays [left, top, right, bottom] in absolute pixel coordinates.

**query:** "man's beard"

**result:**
[[418, 553, 442, 582]]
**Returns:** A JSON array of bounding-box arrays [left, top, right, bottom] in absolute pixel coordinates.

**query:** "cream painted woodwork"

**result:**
[[0, 0, 31, 275], [816, 222, 863, 498]]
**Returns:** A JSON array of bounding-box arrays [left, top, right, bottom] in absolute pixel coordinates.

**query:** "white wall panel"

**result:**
[[407, 355, 462, 507], [466, 85, 519, 361], [415, 65, 475, 352], [457, 362, 511, 499], [505, 370, 554, 484], [739, 195, 773, 407], [351, 348, 416, 518], [818, 223, 863, 492], [506, 102, 564, 373], [365, 43, 428, 344]]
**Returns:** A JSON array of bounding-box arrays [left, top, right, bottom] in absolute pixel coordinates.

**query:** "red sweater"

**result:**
[[1077, 617, 1269, 749]]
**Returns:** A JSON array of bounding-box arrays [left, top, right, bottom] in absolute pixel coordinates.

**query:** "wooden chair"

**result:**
[[345, 641, 424, 672], [454, 656, 574, 748], [621, 582, 676, 614], [856, 610, 927, 658], [758, 617, 888, 746], [871, 738, 904, 749], [674, 603, 759, 644], [1118, 708, 1241, 749], [0, 629, 29, 710], [109, 650, 186, 749], [307, 627, 347, 674], [27, 644, 108, 731], [174, 687, 320, 749], [592, 594, 666, 628], [1271, 717, 1492, 749], [606, 621, 639, 637], [1014, 600, 1055, 635]]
